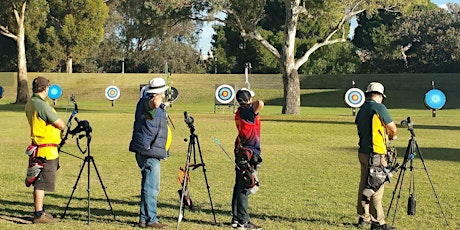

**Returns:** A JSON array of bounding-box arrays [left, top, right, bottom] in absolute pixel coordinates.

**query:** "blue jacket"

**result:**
[[129, 96, 169, 159]]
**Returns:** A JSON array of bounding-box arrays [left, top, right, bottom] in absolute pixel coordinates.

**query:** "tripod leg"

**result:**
[[176, 141, 193, 229], [194, 135, 217, 225], [386, 164, 405, 217], [62, 158, 88, 219], [415, 141, 449, 226], [390, 165, 408, 226], [89, 157, 117, 220]]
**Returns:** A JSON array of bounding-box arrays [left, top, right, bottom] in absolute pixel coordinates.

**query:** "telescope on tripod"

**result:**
[[176, 111, 217, 229], [386, 117, 449, 227]]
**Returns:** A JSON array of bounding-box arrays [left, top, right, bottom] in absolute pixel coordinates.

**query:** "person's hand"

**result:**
[[389, 135, 397, 140]]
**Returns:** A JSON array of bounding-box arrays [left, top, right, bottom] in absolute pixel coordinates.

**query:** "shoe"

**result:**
[[231, 219, 239, 228], [32, 213, 57, 224], [146, 222, 168, 229], [370, 222, 396, 230], [138, 222, 146, 228], [237, 221, 261, 230], [357, 217, 371, 227]]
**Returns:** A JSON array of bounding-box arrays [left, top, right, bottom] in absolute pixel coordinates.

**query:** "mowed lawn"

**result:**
[[0, 73, 459, 230]]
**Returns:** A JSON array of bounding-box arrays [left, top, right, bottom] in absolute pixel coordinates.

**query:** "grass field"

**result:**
[[0, 73, 459, 230]]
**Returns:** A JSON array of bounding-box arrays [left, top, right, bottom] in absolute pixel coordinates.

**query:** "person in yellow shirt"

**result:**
[[25, 76, 65, 224]]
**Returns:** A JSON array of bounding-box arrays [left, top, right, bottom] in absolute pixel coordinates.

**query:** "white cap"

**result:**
[[146, 78, 168, 94], [366, 82, 386, 98]]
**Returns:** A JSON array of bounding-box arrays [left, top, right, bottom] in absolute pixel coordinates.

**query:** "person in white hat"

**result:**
[[129, 77, 170, 229], [355, 82, 397, 230]]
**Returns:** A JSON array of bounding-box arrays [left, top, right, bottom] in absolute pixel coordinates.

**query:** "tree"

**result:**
[[37, 0, 108, 73], [0, 0, 48, 103], [214, 0, 426, 114]]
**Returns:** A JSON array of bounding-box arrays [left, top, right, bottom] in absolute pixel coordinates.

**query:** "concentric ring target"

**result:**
[[424, 89, 446, 110], [215, 84, 235, 104], [0, 85, 4, 98], [48, 84, 62, 100], [105, 85, 121, 100], [344, 88, 365, 108]]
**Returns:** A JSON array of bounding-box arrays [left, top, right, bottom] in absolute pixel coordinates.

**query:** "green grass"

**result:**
[[0, 73, 459, 229]]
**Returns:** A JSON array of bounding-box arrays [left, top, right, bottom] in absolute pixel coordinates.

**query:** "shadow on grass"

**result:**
[[343, 146, 460, 162], [265, 90, 460, 109]]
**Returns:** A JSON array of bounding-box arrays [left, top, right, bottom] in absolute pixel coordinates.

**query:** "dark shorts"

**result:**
[[34, 158, 58, 192]]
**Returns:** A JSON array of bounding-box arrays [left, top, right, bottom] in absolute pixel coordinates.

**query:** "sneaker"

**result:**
[[32, 213, 57, 224], [138, 222, 146, 228], [370, 222, 396, 230], [231, 219, 239, 228], [237, 221, 261, 230], [357, 217, 371, 227], [146, 222, 168, 229]]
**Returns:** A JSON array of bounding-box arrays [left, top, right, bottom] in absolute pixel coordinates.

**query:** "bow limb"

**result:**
[[60, 96, 78, 148]]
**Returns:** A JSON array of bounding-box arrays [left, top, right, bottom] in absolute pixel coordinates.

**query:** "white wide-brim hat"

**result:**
[[366, 82, 386, 98], [146, 78, 169, 94]]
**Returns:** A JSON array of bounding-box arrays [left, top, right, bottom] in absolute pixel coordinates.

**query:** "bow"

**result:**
[[59, 95, 78, 149]]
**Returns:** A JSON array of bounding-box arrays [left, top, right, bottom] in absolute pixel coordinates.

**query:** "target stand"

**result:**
[[214, 84, 236, 114], [105, 85, 121, 107], [344, 83, 365, 116], [424, 81, 446, 117]]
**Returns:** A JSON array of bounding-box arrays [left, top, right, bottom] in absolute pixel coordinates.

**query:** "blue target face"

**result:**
[[215, 84, 235, 104], [344, 88, 365, 108], [105, 85, 120, 100], [424, 89, 446, 110], [0, 85, 4, 98], [48, 84, 62, 100]]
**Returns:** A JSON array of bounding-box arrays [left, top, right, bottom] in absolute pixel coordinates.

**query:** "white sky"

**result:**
[[197, 0, 460, 54]]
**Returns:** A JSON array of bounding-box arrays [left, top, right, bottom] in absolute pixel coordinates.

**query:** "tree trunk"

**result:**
[[15, 2, 29, 104], [66, 57, 73, 73], [281, 67, 301, 114]]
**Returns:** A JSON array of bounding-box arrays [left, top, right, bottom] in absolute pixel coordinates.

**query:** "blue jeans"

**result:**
[[136, 153, 161, 224]]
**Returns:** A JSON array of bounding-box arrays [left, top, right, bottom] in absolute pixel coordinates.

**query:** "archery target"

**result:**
[[0, 85, 3, 98], [48, 84, 62, 100], [105, 85, 121, 100], [215, 84, 235, 104], [424, 89, 446, 110], [344, 88, 365, 108]]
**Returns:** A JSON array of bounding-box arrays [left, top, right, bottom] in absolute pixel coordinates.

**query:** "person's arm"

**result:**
[[53, 118, 66, 131], [386, 121, 397, 140], [252, 100, 264, 114]]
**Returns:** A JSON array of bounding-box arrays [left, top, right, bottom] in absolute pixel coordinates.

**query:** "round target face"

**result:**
[[0, 85, 4, 99], [424, 89, 446, 110], [344, 88, 365, 108], [215, 84, 235, 104], [105, 85, 121, 100], [48, 84, 62, 100]]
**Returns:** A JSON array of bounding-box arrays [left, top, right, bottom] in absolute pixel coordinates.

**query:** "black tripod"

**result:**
[[60, 119, 116, 224], [386, 117, 448, 226], [176, 112, 217, 229]]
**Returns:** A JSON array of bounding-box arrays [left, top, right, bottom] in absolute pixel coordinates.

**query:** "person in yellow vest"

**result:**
[[129, 78, 171, 229], [355, 82, 397, 230], [25, 76, 66, 224]]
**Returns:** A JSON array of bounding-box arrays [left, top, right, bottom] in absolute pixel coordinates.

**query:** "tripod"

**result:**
[[176, 112, 217, 229], [60, 120, 116, 224], [386, 117, 448, 226]]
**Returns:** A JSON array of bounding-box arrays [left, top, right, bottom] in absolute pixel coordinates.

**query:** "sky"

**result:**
[[197, 0, 460, 55]]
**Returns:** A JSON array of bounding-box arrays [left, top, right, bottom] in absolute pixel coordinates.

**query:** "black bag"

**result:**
[[407, 193, 416, 215]]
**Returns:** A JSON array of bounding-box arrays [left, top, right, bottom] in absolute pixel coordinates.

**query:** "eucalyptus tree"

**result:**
[[36, 0, 108, 73], [0, 0, 48, 103], [209, 0, 427, 114], [114, 0, 203, 73]]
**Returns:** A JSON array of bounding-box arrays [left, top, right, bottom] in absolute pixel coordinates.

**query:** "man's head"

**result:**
[[366, 82, 386, 102], [146, 77, 168, 96], [236, 88, 255, 105], [32, 76, 50, 93]]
